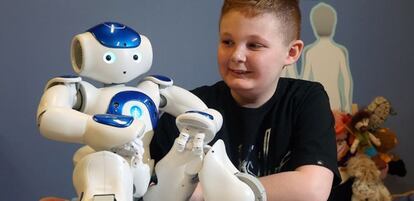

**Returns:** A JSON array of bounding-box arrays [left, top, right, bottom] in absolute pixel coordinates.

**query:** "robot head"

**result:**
[[71, 22, 153, 84]]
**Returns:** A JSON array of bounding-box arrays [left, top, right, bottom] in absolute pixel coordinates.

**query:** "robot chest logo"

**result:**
[[107, 90, 158, 128], [130, 105, 143, 119]]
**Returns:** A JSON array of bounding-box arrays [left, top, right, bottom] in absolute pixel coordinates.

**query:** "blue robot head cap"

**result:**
[[88, 22, 141, 48]]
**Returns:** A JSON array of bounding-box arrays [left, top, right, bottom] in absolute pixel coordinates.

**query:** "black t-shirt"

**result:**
[[151, 78, 341, 185]]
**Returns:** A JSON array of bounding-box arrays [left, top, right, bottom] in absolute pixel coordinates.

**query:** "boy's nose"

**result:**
[[230, 47, 246, 63]]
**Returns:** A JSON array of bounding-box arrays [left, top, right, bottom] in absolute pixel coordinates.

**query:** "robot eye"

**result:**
[[132, 52, 142, 63], [103, 52, 116, 64]]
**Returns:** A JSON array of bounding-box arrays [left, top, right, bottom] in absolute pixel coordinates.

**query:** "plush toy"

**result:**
[[348, 110, 390, 170], [346, 154, 391, 201], [373, 128, 407, 177], [388, 158, 407, 177], [333, 110, 353, 163], [349, 110, 381, 157], [366, 96, 395, 131], [374, 128, 397, 162]]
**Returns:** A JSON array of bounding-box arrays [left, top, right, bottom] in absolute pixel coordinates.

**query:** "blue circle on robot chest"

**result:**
[[130, 106, 143, 119], [107, 91, 158, 128]]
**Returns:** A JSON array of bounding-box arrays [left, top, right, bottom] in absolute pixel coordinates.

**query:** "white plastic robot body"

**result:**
[[199, 140, 259, 201], [144, 110, 221, 201], [144, 111, 266, 201], [72, 32, 153, 85], [144, 135, 203, 201], [37, 22, 266, 201], [73, 151, 134, 201], [37, 79, 147, 200], [37, 22, 159, 200]]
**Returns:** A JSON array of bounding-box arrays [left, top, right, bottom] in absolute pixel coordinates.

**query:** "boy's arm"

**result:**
[[260, 165, 333, 201], [189, 164, 333, 201]]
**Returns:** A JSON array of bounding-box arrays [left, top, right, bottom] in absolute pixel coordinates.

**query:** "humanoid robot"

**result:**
[[37, 22, 265, 201]]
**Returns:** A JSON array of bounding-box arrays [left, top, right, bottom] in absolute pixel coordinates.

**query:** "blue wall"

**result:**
[[0, 0, 413, 200]]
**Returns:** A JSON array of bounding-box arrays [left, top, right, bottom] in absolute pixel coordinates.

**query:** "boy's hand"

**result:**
[[189, 183, 204, 201]]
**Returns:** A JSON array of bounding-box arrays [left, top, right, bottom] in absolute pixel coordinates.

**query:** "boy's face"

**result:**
[[218, 10, 293, 99]]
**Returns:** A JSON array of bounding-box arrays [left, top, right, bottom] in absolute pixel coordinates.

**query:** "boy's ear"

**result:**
[[285, 40, 304, 65]]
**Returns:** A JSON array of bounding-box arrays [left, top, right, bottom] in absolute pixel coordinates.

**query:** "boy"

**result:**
[[151, 0, 341, 200]]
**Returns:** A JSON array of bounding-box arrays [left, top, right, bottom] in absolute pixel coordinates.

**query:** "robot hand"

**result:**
[[176, 109, 222, 143], [143, 109, 222, 201], [83, 114, 145, 151], [175, 109, 222, 156]]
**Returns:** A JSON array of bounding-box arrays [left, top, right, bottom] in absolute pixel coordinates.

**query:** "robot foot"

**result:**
[[236, 172, 267, 201], [199, 140, 256, 201]]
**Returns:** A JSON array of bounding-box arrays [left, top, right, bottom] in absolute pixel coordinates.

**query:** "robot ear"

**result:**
[[70, 32, 97, 75], [71, 35, 84, 74]]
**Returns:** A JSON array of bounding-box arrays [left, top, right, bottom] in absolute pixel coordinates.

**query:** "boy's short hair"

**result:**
[[220, 0, 301, 44]]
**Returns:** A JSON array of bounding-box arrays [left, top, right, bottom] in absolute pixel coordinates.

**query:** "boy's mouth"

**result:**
[[229, 69, 250, 75]]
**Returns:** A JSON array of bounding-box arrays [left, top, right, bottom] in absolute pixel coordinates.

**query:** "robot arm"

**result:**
[[158, 80, 223, 143], [141, 75, 207, 116], [144, 75, 222, 139], [37, 76, 144, 150], [143, 76, 224, 201], [37, 76, 86, 143], [160, 85, 208, 117]]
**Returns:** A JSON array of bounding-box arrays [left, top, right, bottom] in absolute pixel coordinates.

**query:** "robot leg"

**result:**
[[73, 151, 134, 201], [131, 157, 151, 198], [199, 140, 266, 201], [73, 145, 95, 167], [143, 133, 201, 201], [144, 109, 222, 201]]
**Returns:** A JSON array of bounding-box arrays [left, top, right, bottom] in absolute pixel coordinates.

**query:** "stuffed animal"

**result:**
[[374, 128, 397, 162], [333, 110, 353, 164], [374, 128, 407, 177], [346, 154, 391, 201], [349, 110, 381, 157], [367, 96, 394, 131]]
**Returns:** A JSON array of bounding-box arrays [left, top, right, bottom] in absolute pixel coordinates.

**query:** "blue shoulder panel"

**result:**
[[186, 110, 214, 120], [93, 114, 134, 128], [144, 75, 173, 86], [151, 75, 172, 82], [88, 22, 141, 48], [59, 75, 80, 79], [107, 91, 158, 128]]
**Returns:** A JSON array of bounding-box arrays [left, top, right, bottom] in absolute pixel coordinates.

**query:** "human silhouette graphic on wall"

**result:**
[[301, 3, 353, 113], [281, 64, 298, 79]]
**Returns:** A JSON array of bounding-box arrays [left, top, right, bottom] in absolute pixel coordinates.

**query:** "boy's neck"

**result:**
[[230, 82, 278, 108]]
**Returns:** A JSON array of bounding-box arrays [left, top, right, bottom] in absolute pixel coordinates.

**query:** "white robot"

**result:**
[[37, 22, 265, 201]]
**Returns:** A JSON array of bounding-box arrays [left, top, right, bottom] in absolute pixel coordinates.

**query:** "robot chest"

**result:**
[[106, 91, 158, 129]]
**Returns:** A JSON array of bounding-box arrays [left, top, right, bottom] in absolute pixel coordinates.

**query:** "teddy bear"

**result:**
[[346, 154, 391, 201], [373, 128, 407, 177]]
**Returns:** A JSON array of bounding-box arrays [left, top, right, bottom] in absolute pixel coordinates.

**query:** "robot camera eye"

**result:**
[[132, 52, 142, 63], [103, 52, 116, 64]]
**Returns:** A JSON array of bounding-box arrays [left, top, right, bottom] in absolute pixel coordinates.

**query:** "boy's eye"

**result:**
[[221, 39, 234, 46], [247, 43, 265, 49]]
